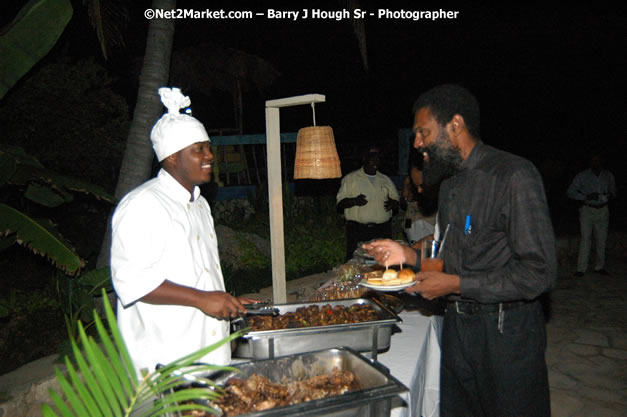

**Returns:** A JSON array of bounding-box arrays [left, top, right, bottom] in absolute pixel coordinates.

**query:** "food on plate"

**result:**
[[207, 368, 360, 416], [248, 303, 379, 331], [364, 268, 415, 286], [364, 269, 383, 279], [363, 269, 383, 285], [397, 268, 416, 283], [382, 269, 398, 281]]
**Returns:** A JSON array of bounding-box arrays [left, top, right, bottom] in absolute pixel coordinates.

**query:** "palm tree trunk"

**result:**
[[96, 0, 176, 267]]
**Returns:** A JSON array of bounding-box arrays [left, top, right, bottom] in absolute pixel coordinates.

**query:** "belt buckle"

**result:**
[[455, 301, 463, 314]]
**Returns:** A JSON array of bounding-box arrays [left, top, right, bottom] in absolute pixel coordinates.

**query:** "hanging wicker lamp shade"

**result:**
[[293, 126, 342, 179]]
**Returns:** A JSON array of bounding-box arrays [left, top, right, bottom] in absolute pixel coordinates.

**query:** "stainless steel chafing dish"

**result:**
[[232, 298, 401, 360], [169, 347, 408, 417]]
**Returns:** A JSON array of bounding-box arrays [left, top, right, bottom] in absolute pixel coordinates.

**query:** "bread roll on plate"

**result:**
[[365, 268, 415, 286], [397, 268, 415, 283], [382, 269, 398, 281]]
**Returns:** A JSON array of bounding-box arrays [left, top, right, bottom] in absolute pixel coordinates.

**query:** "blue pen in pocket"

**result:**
[[464, 215, 472, 235]]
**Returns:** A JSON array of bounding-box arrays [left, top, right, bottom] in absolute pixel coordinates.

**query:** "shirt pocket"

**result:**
[[461, 227, 509, 273]]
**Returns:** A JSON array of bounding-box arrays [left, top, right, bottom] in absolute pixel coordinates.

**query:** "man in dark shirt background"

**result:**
[[364, 84, 556, 417]]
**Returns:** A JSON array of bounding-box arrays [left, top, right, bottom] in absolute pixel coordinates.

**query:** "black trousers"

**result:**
[[345, 220, 392, 260], [440, 300, 550, 417]]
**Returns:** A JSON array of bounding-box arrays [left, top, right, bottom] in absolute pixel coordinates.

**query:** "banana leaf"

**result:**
[[0, 0, 73, 99], [79, 267, 114, 294], [0, 203, 84, 275], [0, 235, 16, 251], [0, 152, 17, 186], [0, 144, 45, 168], [1, 145, 116, 203], [25, 183, 70, 207], [42, 288, 245, 416], [10, 164, 115, 203]]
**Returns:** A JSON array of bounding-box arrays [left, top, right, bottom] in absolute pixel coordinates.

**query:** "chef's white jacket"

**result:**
[[111, 169, 230, 377]]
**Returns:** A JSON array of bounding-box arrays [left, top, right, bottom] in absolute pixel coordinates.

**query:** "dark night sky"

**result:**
[[138, 2, 625, 172], [3, 1, 626, 183]]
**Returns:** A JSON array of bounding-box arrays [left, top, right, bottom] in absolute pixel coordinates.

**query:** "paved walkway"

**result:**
[[1, 260, 626, 416], [546, 257, 627, 417]]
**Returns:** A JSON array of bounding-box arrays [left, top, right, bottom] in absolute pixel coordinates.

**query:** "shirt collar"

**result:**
[[157, 169, 201, 203], [460, 140, 484, 170], [360, 167, 378, 177]]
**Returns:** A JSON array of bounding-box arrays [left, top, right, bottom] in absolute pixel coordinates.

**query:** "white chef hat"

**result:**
[[150, 87, 210, 161]]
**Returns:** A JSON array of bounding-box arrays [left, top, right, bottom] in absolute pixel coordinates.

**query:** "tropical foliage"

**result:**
[[226, 188, 346, 285], [42, 288, 244, 417], [82, 0, 129, 60], [56, 267, 113, 344], [0, 57, 130, 191], [0, 0, 73, 99], [0, 144, 115, 275]]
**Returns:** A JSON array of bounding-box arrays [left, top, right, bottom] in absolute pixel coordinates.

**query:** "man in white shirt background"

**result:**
[[336, 146, 400, 260], [567, 151, 616, 277]]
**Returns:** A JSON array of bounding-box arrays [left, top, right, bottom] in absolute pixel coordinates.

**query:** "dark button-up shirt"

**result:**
[[438, 141, 557, 303]]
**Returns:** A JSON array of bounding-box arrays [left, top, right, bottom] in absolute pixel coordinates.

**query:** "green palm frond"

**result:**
[[43, 289, 245, 416], [24, 182, 70, 207], [0, 144, 116, 275], [343, 0, 368, 72], [0, 152, 17, 185], [83, 0, 129, 60], [0, 0, 73, 99], [0, 145, 117, 273], [11, 164, 116, 203], [1, 145, 116, 203], [0, 144, 44, 168], [79, 267, 114, 294], [0, 203, 84, 275]]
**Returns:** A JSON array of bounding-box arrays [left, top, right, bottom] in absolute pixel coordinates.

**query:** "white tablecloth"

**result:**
[[378, 309, 443, 417]]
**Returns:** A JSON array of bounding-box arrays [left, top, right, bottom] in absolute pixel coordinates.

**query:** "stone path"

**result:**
[[546, 257, 627, 417], [1, 259, 625, 416]]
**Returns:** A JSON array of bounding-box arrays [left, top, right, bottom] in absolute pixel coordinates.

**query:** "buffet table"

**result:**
[[379, 308, 443, 417]]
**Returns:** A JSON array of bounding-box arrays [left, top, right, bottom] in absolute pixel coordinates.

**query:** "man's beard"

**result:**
[[421, 129, 463, 186], [415, 185, 439, 216]]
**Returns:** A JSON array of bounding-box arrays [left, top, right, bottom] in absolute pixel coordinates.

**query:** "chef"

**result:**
[[111, 87, 257, 377]]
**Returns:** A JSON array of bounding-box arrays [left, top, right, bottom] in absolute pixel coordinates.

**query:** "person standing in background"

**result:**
[[401, 164, 437, 245], [336, 146, 400, 260], [567, 152, 616, 277]]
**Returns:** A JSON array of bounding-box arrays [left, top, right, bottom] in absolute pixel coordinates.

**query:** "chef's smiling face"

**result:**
[[165, 140, 214, 196], [413, 107, 463, 186]]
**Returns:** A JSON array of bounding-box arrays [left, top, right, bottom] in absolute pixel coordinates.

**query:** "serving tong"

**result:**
[[242, 302, 280, 316]]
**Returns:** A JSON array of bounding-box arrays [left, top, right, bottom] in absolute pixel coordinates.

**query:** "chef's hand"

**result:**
[[237, 296, 262, 305], [139, 280, 248, 320], [197, 291, 248, 320], [362, 239, 417, 267], [404, 271, 460, 300], [353, 194, 368, 206], [586, 192, 599, 200]]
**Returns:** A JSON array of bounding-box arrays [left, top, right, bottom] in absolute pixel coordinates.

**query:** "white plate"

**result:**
[[359, 280, 417, 292]]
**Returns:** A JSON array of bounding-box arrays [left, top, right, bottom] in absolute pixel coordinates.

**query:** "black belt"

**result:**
[[447, 300, 528, 315]]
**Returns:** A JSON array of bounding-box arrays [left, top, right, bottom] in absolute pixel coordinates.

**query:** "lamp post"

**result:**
[[264, 94, 327, 303]]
